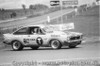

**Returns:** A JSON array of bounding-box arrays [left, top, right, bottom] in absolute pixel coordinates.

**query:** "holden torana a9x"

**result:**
[[3, 25, 83, 51]]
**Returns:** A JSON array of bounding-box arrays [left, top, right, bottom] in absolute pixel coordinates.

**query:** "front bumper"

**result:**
[[63, 39, 82, 46], [67, 39, 82, 43]]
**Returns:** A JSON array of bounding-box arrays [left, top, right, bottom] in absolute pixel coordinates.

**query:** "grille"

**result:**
[[70, 36, 80, 40]]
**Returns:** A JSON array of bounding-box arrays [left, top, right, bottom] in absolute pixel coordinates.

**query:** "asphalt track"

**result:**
[[0, 41, 99, 64], [0, 9, 74, 29]]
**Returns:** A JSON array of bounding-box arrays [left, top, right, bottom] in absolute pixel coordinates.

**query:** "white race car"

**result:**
[[3, 25, 83, 51]]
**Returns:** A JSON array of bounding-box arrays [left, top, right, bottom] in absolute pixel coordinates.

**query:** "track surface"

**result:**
[[0, 42, 99, 64]]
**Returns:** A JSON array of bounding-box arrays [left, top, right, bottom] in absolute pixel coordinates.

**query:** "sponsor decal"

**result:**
[[23, 39, 29, 43], [23, 39, 35, 43]]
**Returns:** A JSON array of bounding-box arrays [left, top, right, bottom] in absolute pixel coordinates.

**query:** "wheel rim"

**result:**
[[51, 40, 59, 49], [13, 41, 20, 50]]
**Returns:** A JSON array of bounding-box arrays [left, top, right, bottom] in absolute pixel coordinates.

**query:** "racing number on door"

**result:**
[[36, 37, 43, 45]]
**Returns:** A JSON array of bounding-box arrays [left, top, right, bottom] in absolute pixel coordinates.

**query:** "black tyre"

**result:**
[[50, 39, 62, 49], [12, 40, 23, 51], [30, 46, 39, 50]]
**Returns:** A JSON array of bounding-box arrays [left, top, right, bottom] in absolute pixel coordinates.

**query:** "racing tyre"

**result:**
[[12, 40, 23, 51], [50, 39, 62, 49], [31, 46, 39, 50]]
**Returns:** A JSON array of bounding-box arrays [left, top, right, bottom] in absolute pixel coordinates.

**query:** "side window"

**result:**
[[30, 28, 38, 34], [38, 28, 45, 34], [14, 27, 28, 35], [30, 27, 45, 35]]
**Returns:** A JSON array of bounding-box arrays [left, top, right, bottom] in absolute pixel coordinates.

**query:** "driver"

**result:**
[[31, 28, 38, 34]]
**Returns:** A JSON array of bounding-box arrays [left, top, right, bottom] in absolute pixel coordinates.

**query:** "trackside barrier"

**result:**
[[0, 57, 100, 66]]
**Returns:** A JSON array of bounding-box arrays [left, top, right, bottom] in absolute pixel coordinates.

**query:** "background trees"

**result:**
[[29, 4, 48, 10]]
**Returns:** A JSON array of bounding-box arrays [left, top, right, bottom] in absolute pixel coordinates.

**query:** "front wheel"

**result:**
[[50, 39, 62, 49], [12, 40, 23, 51]]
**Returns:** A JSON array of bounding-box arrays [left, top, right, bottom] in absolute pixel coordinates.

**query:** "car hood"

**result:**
[[64, 31, 82, 36]]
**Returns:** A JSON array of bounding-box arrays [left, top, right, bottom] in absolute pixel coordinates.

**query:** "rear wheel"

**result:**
[[30, 46, 39, 50], [12, 40, 23, 51], [50, 39, 62, 49]]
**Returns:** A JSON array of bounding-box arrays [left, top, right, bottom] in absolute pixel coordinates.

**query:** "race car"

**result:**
[[3, 25, 83, 51]]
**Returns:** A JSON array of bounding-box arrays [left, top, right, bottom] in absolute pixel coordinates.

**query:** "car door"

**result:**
[[28, 26, 49, 46], [26, 27, 40, 45], [35, 28, 49, 46], [22, 27, 39, 45]]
